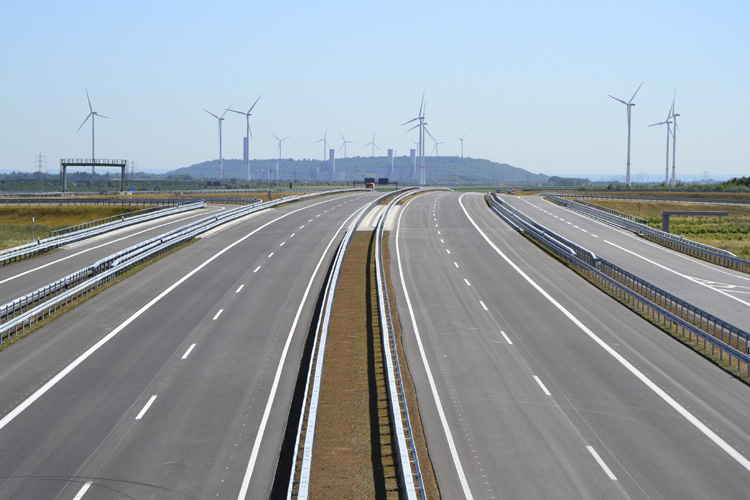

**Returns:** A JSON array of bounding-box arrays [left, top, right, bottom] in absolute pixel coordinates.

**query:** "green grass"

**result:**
[[0, 206, 144, 250]]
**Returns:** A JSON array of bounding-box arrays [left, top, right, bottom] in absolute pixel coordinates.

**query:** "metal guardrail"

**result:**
[[488, 193, 750, 377], [50, 205, 181, 237], [0, 197, 199, 206], [287, 188, 423, 499], [546, 194, 750, 273], [0, 202, 206, 267], [1, 189, 363, 345], [375, 189, 427, 500]]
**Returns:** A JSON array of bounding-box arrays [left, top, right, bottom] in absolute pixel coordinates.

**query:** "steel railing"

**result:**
[[0, 202, 206, 267], [286, 188, 424, 499]]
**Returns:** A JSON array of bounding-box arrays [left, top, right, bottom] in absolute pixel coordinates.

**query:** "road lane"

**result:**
[[0, 192, 375, 499], [391, 191, 750, 499]]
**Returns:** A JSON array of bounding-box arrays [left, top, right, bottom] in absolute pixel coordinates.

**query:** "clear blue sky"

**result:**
[[2, 0, 748, 180]]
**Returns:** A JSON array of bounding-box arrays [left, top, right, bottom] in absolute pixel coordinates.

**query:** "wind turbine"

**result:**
[[363, 132, 381, 157], [403, 94, 427, 185], [669, 91, 680, 187], [609, 82, 642, 186], [457, 133, 466, 158], [339, 132, 354, 158], [204, 106, 231, 180], [648, 104, 673, 185], [229, 95, 261, 181], [272, 133, 289, 181], [314, 128, 329, 160], [77, 88, 109, 174], [431, 137, 446, 156]]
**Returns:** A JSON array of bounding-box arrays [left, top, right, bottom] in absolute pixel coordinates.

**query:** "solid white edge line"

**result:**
[[533, 375, 552, 396], [181, 344, 197, 360], [236, 200, 368, 499], [500, 331, 513, 345], [135, 395, 157, 420], [459, 193, 750, 473], [479, 300, 488, 311], [0, 196, 348, 434], [587, 446, 618, 480], [236, 284, 244, 293], [396, 196, 475, 500], [213, 309, 223, 321], [72, 481, 92, 500]]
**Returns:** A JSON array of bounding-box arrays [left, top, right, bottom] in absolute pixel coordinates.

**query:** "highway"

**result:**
[[0, 204, 227, 307], [502, 194, 750, 332], [390, 191, 750, 499], [0, 192, 376, 499]]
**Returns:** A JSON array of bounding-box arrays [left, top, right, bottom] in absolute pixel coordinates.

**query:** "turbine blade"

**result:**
[[609, 95, 628, 105], [204, 109, 219, 119], [85, 88, 93, 112], [628, 82, 643, 103], [402, 117, 419, 126], [77, 113, 92, 132], [272, 133, 280, 141], [406, 123, 420, 132], [97, 113, 110, 119], [248, 94, 262, 113], [647, 121, 663, 127], [220, 106, 232, 118]]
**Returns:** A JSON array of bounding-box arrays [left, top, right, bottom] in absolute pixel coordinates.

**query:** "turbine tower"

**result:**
[[669, 91, 680, 187], [314, 128, 329, 160], [648, 104, 673, 185], [457, 133, 466, 158], [272, 133, 289, 181], [204, 106, 231, 180], [339, 132, 354, 158], [403, 94, 427, 185], [363, 132, 381, 157], [609, 83, 642, 186], [77, 88, 109, 174], [229, 95, 261, 181]]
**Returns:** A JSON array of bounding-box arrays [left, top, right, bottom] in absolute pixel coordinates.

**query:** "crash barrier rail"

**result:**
[[551, 192, 750, 206], [49, 205, 194, 237], [1, 189, 365, 344], [287, 188, 421, 499], [546, 194, 750, 274], [489, 193, 750, 376], [0, 202, 206, 267], [0, 197, 200, 206], [375, 189, 428, 500]]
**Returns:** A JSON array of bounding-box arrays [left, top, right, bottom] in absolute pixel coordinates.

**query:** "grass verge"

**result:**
[[309, 230, 440, 499]]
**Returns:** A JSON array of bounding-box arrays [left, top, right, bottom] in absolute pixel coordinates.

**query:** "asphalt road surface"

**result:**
[[501, 193, 750, 332], [0, 192, 376, 499], [390, 191, 750, 500]]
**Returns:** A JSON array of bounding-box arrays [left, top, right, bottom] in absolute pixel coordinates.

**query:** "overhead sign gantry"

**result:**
[[60, 159, 128, 192]]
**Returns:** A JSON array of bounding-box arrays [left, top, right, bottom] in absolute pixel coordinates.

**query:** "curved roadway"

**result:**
[[391, 191, 750, 499], [0, 192, 377, 499]]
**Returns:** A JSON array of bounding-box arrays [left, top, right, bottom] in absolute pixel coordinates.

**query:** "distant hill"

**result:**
[[168, 156, 548, 186]]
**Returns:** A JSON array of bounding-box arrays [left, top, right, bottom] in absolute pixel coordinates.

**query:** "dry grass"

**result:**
[[0, 205, 139, 250], [309, 230, 441, 499]]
